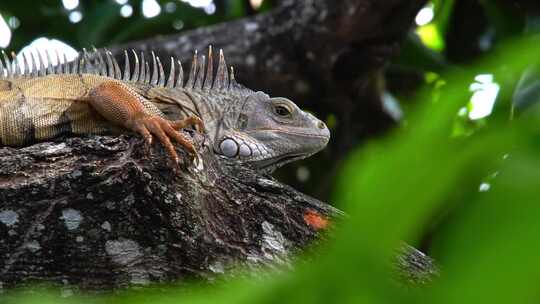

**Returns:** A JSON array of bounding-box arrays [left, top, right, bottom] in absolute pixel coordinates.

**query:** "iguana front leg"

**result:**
[[88, 81, 204, 164]]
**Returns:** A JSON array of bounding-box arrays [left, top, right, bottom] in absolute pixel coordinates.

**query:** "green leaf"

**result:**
[[76, 1, 123, 47]]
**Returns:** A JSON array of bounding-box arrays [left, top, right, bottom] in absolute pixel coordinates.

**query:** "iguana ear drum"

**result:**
[[238, 113, 248, 130], [220, 138, 238, 157], [219, 137, 253, 158]]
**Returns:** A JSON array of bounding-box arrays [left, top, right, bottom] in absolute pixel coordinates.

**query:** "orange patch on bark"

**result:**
[[303, 210, 329, 230]]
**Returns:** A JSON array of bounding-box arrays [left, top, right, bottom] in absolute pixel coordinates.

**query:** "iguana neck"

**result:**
[[143, 86, 249, 146], [183, 89, 250, 147]]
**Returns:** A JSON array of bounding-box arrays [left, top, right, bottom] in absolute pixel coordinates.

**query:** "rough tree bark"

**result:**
[[0, 0, 438, 294], [0, 135, 342, 292], [0, 135, 436, 293]]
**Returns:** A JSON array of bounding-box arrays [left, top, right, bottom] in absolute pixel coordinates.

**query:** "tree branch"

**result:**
[[0, 134, 340, 291], [0, 135, 436, 292]]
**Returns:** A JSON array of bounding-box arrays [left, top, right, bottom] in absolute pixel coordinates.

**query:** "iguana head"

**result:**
[[142, 47, 330, 172], [213, 91, 330, 172]]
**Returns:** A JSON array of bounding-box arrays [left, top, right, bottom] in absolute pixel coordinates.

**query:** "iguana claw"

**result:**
[[131, 115, 202, 169]]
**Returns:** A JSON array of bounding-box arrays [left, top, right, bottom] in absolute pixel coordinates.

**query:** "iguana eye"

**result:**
[[273, 105, 292, 117]]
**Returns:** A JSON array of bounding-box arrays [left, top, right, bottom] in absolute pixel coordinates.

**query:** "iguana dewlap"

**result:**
[[0, 47, 330, 172]]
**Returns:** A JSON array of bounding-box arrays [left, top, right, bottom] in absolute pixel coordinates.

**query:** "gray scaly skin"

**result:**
[[0, 47, 330, 172]]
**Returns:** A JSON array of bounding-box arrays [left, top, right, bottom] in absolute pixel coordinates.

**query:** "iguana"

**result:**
[[0, 47, 330, 171]]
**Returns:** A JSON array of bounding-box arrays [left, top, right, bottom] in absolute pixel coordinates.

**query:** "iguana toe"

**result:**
[[134, 115, 198, 167], [171, 116, 205, 133]]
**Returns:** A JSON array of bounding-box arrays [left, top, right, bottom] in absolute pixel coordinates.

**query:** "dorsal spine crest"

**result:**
[[0, 46, 243, 94]]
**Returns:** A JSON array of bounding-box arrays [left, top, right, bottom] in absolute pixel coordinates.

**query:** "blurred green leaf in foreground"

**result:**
[[8, 35, 540, 304]]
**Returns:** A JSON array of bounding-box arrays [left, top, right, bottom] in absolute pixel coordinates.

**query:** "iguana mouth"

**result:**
[[256, 153, 307, 172], [245, 129, 330, 141]]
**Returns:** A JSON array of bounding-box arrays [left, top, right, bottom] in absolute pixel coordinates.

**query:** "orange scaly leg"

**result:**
[[170, 116, 204, 133], [87, 81, 203, 166]]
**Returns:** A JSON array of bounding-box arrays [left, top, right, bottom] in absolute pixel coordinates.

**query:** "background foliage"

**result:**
[[2, 0, 540, 302], [0, 0, 273, 50]]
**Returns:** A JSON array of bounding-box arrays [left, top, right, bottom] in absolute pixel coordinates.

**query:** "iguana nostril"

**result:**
[[317, 121, 326, 130]]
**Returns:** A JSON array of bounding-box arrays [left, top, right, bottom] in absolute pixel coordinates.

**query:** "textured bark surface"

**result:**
[[109, 0, 428, 199], [0, 134, 340, 292], [0, 135, 436, 293]]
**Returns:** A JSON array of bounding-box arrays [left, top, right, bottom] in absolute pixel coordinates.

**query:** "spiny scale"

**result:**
[[0, 46, 238, 92]]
